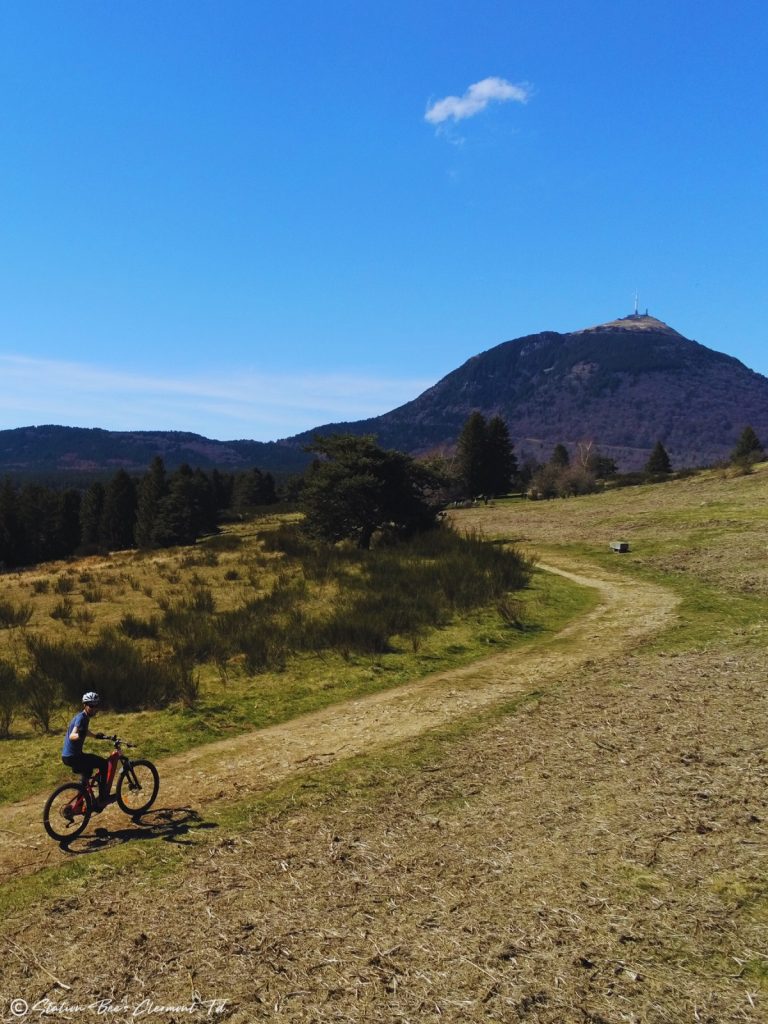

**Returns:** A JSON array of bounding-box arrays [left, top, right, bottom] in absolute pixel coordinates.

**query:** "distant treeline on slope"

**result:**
[[0, 424, 310, 477], [0, 457, 277, 569]]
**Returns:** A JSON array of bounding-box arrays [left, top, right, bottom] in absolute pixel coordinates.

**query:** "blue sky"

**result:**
[[1, 1, 766, 441]]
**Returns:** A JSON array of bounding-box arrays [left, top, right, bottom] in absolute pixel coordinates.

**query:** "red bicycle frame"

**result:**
[[69, 746, 121, 814]]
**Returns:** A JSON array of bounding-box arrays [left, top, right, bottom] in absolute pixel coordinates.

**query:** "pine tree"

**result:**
[[135, 456, 168, 548], [232, 468, 278, 512], [58, 489, 82, 554], [550, 444, 570, 468], [731, 425, 764, 465], [486, 416, 517, 495], [210, 468, 233, 512], [192, 467, 218, 535], [302, 435, 436, 549], [153, 464, 196, 547], [0, 478, 20, 567], [101, 469, 137, 550], [645, 440, 672, 475], [80, 481, 105, 549], [456, 412, 489, 497], [18, 484, 65, 563]]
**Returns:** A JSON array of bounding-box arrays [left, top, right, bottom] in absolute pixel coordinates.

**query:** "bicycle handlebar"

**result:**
[[95, 733, 135, 748]]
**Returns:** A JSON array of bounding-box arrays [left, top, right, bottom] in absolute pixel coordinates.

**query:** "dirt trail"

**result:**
[[0, 557, 677, 881]]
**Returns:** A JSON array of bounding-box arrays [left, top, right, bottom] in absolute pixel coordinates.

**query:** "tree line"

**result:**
[[431, 416, 765, 502], [0, 458, 276, 568], [1, 420, 763, 568]]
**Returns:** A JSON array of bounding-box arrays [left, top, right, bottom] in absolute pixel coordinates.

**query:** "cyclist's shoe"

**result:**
[[60, 806, 75, 823]]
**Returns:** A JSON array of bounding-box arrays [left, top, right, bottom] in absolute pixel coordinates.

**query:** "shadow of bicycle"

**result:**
[[59, 806, 217, 854]]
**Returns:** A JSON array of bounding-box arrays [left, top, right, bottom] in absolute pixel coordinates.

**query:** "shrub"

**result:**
[[258, 522, 314, 557], [189, 585, 215, 614], [50, 598, 74, 622], [0, 659, 20, 738], [316, 602, 393, 658], [24, 639, 64, 732], [175, 659, 200, 707], [215, 581, 306, 672], [74, 608, 95, 633], [497, 596, 525, 628], [119, 613, 161, 639], [55, 575, 75, 595], [26, 630, 195, 711], [273, 524, 533, 662], [31, 579, 50, 595], [82, 586, 104, 603], [300, 544, 344, 584], [167, 612, 224, 667], [239, 631, 288, 673], [0, 598, 33, 628]]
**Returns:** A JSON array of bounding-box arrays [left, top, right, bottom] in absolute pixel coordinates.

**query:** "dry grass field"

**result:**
[[1, 465, 767, 1023]]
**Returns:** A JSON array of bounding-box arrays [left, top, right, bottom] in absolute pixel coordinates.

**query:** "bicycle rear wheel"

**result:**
[[43, 782, 92, 841], [116, 759, 159, 814]]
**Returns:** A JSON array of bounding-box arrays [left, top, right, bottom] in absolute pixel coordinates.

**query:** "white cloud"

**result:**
[[425, 76, 531, 125], [0, 354, 432, 441]]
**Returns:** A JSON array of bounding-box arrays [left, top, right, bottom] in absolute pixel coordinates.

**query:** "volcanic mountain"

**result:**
[[2, 313, 766, 476], [289, 313, 768, 470]]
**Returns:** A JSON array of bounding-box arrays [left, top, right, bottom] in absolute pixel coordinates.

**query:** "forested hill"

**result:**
[[290, 314, 768, 469], [0, 425, 308, 479], [4, 314, 768, 477]]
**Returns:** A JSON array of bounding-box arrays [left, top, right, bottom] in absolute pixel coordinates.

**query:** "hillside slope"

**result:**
[[0, 558, 676, 883], [293, 314, 768, 469], [3, 314, 767, 476], [2, 466, 767, 1021], [0, 424, 307, 476]]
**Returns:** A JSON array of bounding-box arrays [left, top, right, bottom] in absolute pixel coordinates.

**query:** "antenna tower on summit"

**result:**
[[633, 291, 639, 317]]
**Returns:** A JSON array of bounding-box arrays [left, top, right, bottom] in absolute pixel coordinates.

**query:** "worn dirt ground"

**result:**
[[1, 495, 766, 1022]]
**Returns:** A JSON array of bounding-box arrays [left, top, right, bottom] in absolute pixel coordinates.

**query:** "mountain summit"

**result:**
[[2, 312, 766, 476], [574, 312, 683, 336], [292, 312, 768, 470]]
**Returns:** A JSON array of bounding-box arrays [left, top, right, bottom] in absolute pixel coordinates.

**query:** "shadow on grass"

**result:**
[[58, 805, 217, 855]]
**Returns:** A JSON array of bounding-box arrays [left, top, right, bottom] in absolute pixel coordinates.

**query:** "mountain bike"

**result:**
[[43, 735, 160, 841]]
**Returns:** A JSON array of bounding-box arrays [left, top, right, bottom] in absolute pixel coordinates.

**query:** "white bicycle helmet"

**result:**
[[82, 691, 101, 706]]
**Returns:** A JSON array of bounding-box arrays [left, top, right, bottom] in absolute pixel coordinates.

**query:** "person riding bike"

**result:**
[[61, 691, 110, 812]]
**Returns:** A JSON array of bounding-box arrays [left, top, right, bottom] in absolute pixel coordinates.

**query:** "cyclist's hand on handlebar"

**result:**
[[93, 731, 106, 740]]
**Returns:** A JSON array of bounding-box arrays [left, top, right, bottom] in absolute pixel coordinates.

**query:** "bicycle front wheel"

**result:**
[[43, 782, 92, 841], [116, 759, 159, 814]]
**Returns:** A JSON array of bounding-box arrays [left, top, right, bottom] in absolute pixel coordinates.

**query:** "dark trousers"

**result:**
[[63, 753, 108, 800]]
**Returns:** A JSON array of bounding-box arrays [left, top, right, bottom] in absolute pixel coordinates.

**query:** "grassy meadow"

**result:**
[[0, 514, 587, 804], [2, 463, 767, 1022], [456, 462, 768, 653]]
